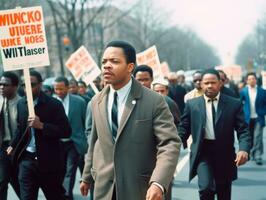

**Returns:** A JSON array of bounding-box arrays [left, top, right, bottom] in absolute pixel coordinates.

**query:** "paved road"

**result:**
[[9, 134, 266, 200]]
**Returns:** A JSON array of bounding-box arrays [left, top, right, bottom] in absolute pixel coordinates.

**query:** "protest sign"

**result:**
[[261, 71, 266, 89], [66, 46, 101, 93], [0, 6, 50, 118], [161, 61, 170, 77], [136, 45, 161, 79], [0, 6, 49, 71]]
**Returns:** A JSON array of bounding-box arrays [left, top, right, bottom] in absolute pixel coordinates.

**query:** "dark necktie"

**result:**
[[111, 92, 118, 139]]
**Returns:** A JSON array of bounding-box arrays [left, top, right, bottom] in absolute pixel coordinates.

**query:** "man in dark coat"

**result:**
[[178, 68, 251, 200], [8, 70, 71, 200]]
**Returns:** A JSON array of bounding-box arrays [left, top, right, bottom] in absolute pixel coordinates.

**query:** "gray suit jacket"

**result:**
[[68, 94, 88, 155], [0, 94, 21, 146], [82, 78, 181, 200]]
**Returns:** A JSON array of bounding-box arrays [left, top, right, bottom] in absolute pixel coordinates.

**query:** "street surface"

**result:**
[[9, 133, 266, 200]]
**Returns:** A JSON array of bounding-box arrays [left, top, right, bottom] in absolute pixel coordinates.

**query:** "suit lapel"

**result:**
[[215, 94, 225, 125], [97, 86, 113, 142], [117, 79, 142, 140], [198, 97, 206, 139], [68, 95, 73, 118]]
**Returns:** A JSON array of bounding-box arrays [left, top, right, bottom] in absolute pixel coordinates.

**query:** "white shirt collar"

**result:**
[[109, 78, 132, 99], [203, 92, 220, 103]]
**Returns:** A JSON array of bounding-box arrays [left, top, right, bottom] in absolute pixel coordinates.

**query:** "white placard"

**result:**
[[0, 6, 50, 71]]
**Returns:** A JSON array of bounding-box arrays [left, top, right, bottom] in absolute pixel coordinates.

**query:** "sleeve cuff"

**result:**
[[151, 182, 164, 194]]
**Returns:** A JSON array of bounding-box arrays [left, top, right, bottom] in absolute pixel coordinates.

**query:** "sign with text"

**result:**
[[161, 61, 170, 77], [0, 6, 49, 71], [65, 46, 101, 86], [136, 45, 161, 79]]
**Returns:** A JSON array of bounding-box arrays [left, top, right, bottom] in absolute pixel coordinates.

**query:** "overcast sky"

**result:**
[[155, 0, 266, 64]]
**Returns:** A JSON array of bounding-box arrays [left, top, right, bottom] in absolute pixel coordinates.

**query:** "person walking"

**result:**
[[178, 68, 251, 200], [8, 70, 71, 200], [80, 40, 181, 200]]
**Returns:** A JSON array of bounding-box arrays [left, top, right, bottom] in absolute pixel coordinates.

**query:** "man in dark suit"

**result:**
[[133, 65, 180, 127], [80, 41, 181, 200], [178, 68, 251, 200], [217, 70, 238, 98], [54, 76, 88, 200], [8, 70, 71, 200], [167, 72, 187, 114], [0, 72, 21, 200]]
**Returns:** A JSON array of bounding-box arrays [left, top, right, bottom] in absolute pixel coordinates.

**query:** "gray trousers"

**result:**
[[251, 122, 264, 159], [61, 141, 80, 200]]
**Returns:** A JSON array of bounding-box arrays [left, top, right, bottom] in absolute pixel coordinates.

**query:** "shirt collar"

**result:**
[[56, 93, 69, 103], [248, 85, 257, 90], [203, 92, 220, 103], [110, 78, 132, 98]]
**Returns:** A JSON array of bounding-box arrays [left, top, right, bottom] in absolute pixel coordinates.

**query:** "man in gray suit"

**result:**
[[0, 71, 20, 200], [80, 40, 181, 200], [54, 76, 88, 200]]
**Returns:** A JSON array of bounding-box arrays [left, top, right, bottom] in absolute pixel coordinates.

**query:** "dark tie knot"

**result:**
[[208, 98, 217, 102]]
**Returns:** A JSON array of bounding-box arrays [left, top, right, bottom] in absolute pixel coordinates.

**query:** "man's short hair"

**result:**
[[54, 76, 69, 86], [133, 65, 153, 79], [106, 40, 136, 65], [246, 72, 257, 80], [30, 70, 43, 83], [1, 71, 19, 86], [217, 69, 227, 79], [193, 70, 202, 77], [78, 80, 86, 87], [202, 68, 220, 80], [69, 78, 78, 86]]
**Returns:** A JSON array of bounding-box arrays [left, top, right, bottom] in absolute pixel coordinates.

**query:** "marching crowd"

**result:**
[[0, 40, 265, 200]]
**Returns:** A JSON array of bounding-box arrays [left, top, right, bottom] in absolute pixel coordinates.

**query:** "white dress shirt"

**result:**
[[107, 79, 132, 132], [203, 93, 220, 140], [55, 93, 70, 117], [248, 85, 258, 119], [55, 94, 71, 142], [26, 98, 38, 153]]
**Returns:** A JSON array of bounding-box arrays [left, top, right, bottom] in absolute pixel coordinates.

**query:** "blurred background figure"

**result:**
[[184, 71, 204, 102], [133, 65, 153, 88], [240, 72, 266, 165], [42, 85, 53, 96], [167, 72, 187, 114], [152, 78, 181, 127], [68, 79, 79, 95], [78, 81, 90, 103], [217, 70, 238, 98], [176, 70, 193, 92]]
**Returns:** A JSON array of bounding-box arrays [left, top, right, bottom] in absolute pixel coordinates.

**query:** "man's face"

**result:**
[[54, 81, 69, 99], [246, 75, 257, 87], [201, 73, 221, 98], [153, 84, 168, 96], [78, 83, 87, 95], [23, 76, 42, 99], [192, 73, 202, 90], [135, 71, 152, 88], [0, 77, 17, 99], [69, 83, 79, 94], [218, 72, 226, 86], [102, 47, 134, 90]]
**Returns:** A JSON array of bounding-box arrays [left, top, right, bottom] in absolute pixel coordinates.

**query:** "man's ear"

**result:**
[[128, 63, 135, 73]]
